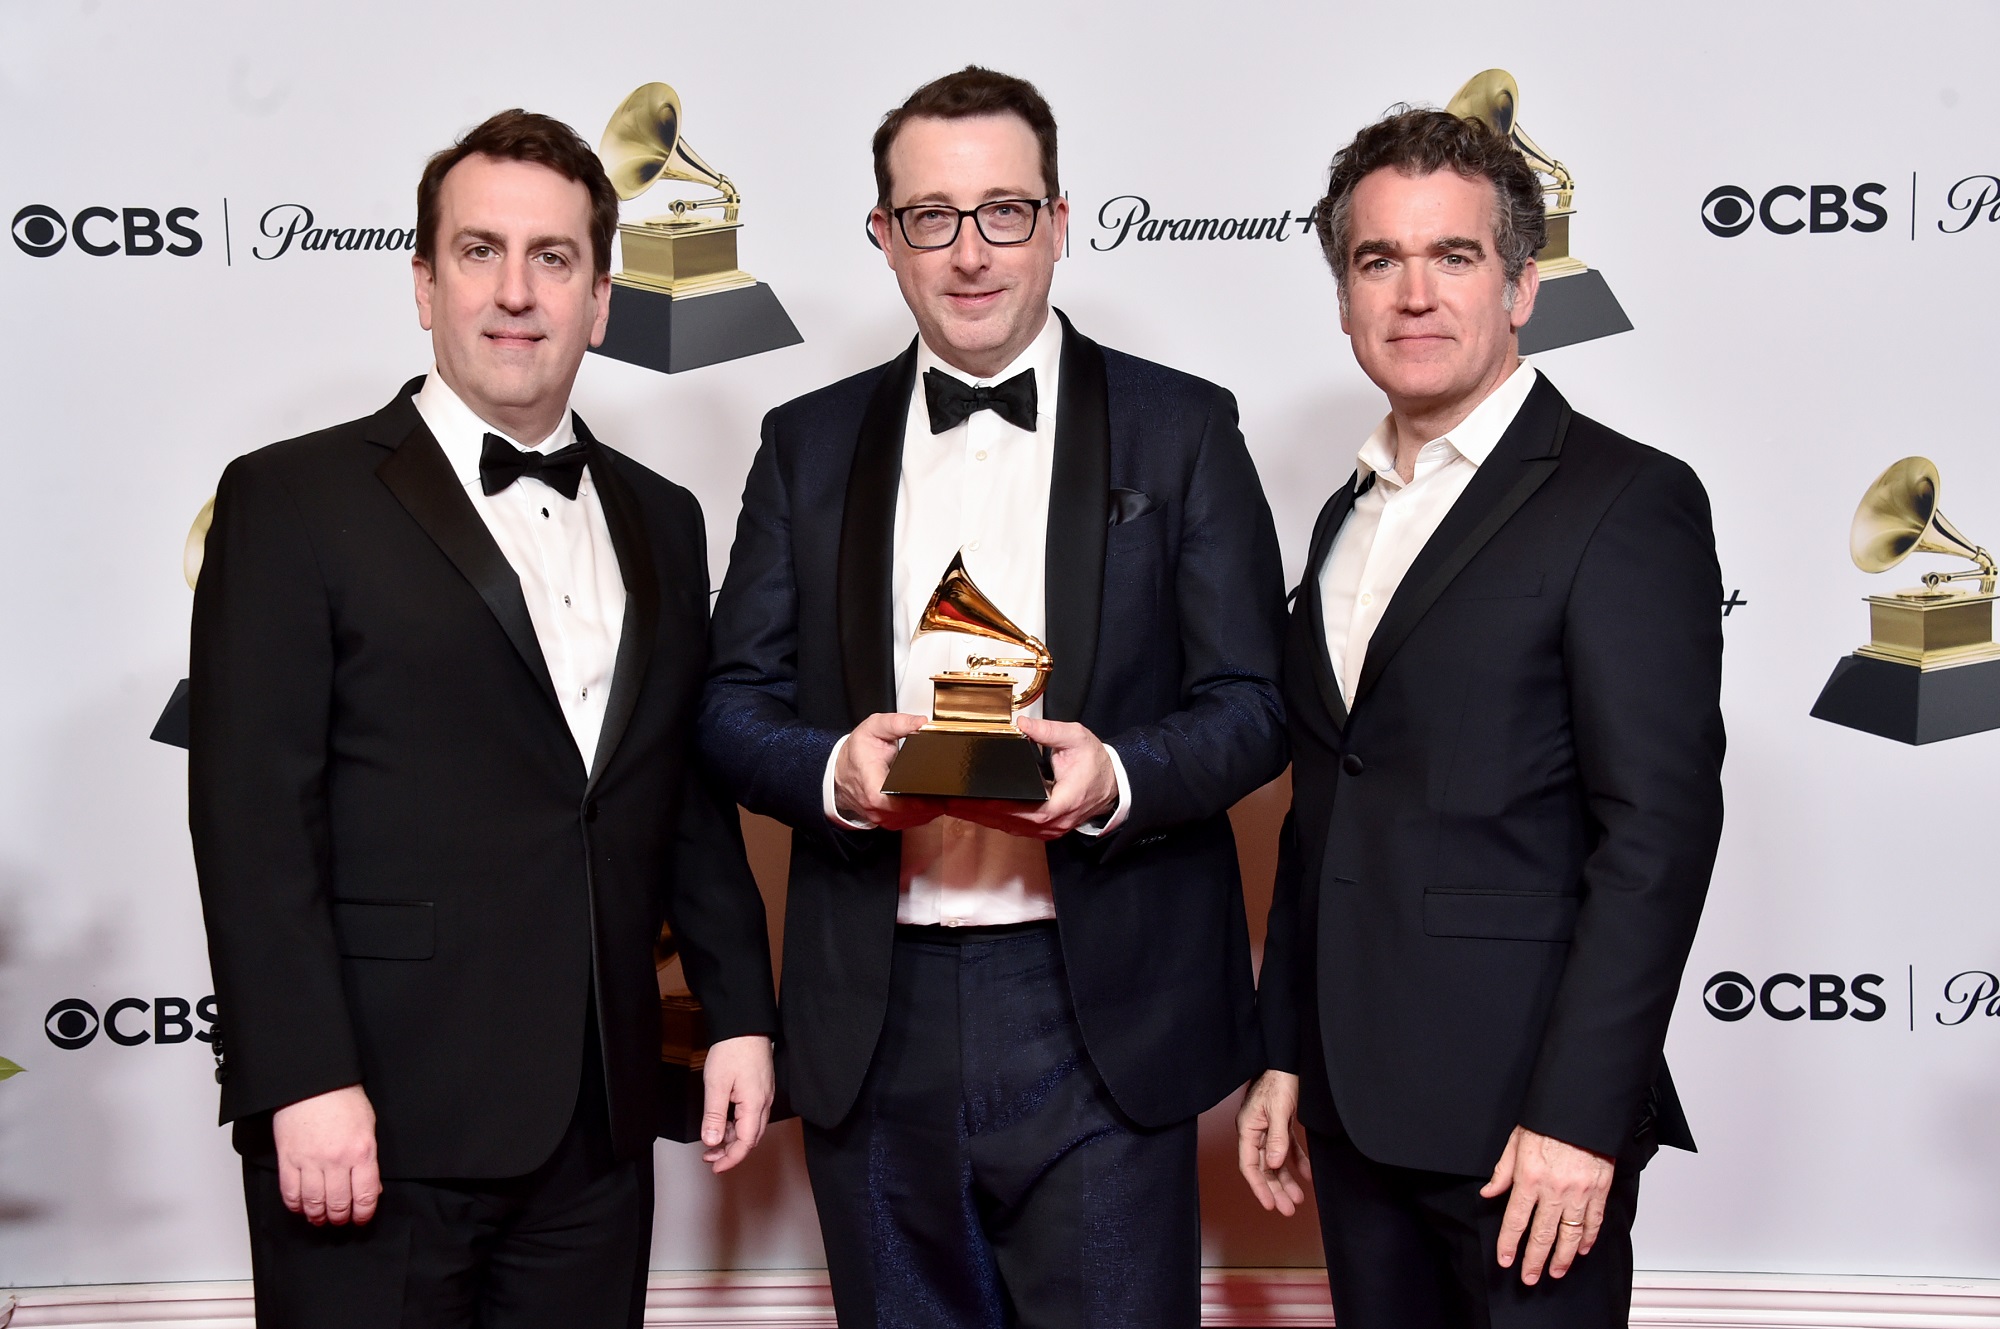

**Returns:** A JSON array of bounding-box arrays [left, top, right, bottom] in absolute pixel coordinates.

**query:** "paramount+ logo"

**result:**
[[1700, 185, 1889, 238], [1701, 970, 1887, 1022], [11, 204, 203, 257], [45, 995, 219, 1049]]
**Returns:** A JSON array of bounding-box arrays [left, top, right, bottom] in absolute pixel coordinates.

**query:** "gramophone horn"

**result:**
[[599, 81, 739, 209], [917, 553, 1052, 708], [1445, 68, 1574, 201], [1850, 456, 1996, 578]]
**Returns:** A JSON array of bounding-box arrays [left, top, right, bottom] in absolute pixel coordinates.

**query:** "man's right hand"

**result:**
[[832, 712, 948, 831], [272, 1083, 380, 1226], [1236, 1069, 1311, 1216]]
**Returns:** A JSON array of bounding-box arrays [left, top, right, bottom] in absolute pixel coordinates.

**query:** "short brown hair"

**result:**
[[416, 109, 620, 279], [1313, 106, 1546, 299], [872, 67, 1059, 207]]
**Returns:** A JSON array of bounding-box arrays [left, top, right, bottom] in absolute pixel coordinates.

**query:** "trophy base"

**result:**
[[1810, 652, 2000, 745], [882, 727, 1050, 802], [1518, 268, 1633, 355], [151, 677, 190, 748], [591, 281, 802, 375]]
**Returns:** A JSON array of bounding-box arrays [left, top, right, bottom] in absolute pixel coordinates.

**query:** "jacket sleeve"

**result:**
[[1257, 808, 1305, 1073], [1517, 453, 1726, 1157], [188, 453, 362, 1124], [699, 412, 869, 861], [1099, 389, 1290, 851]]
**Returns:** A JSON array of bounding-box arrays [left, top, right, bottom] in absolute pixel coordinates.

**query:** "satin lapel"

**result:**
[[579, 426, 660, 791], [1352, 379, 1573, 705], [836, 343, 919, 724], [1302, 477, 1362, 731], [1041, 312, 1110, 722], [372, 399, 561, 709]]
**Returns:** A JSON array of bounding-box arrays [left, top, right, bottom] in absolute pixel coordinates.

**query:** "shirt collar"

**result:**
[[413, 369, 578, 489], [1355, 360, 1540, 484], [913, 309, 1064, 430]]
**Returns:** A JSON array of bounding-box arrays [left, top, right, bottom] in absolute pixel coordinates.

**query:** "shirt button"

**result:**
[[581, 687, 588, 700], [943, 917, 963, 927], [541, 508, 550, 518], [1359, 591, 1374, 607], [967, 540, 982, 552], [975, 450, 988, 461], [563, 595, 571, 606]]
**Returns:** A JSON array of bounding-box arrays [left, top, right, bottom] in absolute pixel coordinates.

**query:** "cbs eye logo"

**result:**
[[1701, 184, 1889, 238], [11, 204, 203, 257], [44, 996, 219, 1048], [1703, 970, 1886, 1022]]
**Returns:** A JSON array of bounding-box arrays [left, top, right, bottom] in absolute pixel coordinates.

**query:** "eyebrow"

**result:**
[[1349, 235, 1489, 265], [896, 187, 1044, 208], [456, 227, 581, 253]]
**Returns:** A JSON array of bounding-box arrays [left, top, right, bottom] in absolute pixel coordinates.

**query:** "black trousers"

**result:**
[[803, 922, 1201, 1329], [242, 1027, 652, 1329], [1305, 1102, 1651, 1329]]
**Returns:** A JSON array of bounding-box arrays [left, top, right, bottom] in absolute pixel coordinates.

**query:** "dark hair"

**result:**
[[872, 66, 1059, 207], [1313, 106, 1546, 298], [416, 109, 620, 279]]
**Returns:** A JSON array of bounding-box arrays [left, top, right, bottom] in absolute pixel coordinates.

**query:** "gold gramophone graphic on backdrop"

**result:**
[[1445, 70, 1632, 355], [588, 81, 801, 375], [148, 497, 216, 750], [880, 553, 1053, 802], [1811, 457, 2000, 744]]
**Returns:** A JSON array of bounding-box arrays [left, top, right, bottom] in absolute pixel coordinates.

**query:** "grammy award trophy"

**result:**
[[880, 553, 1053, 803], [1811, 457, 2000, 744]]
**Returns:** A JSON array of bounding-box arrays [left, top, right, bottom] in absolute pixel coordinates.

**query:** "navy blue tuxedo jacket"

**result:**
[[700, 313, 1288, 1129], [1261, 375, 1724, 1176]]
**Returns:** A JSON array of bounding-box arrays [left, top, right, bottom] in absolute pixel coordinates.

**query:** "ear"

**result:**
[[412, 255, 436, 332], [1047, 194, 1069, 263], [868, 208, 898, 269], [589, 269, 613, 348], [1508, 258, 1541, 332]]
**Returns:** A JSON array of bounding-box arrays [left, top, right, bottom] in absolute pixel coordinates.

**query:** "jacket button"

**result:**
[[584, 800, 600, 823], [1341, 753, 1365, 776]]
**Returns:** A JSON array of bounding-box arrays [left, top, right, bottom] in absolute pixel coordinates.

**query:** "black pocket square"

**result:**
[[1108, 488, 1159, 526]]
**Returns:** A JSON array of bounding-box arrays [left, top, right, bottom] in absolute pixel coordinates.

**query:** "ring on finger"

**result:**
[[1559, 1218, 1585, 1228]]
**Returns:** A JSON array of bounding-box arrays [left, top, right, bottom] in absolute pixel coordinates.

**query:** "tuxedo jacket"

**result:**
[[188, 379, 777, 1179], [699, 313, 1289, 1130], [1259, 375, 1724, 1177]]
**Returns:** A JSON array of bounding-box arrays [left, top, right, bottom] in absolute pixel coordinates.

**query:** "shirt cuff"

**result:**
[[821, 733, 875, 830], [1075, 744, 1133, 837]]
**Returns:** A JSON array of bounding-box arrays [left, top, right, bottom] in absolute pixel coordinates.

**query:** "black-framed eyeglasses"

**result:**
[[874, 197, 1051, 250]]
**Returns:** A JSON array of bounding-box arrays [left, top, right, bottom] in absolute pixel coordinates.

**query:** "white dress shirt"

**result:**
[[1319, 361, 1539, 706], [414, 370, 626, 770], [820, 314, 1133, 926]]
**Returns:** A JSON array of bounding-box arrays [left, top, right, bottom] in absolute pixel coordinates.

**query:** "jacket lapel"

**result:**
[[836, 343, 919, 724], [1352, 377, 1573, 705], [371, 390, 561, 710], [1041, 311, 1109, 722], [578, 423, 660, 790], [1302, 476, 1364, 731]]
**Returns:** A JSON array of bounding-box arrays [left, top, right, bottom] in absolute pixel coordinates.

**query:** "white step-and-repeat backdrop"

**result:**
[[4, 0, 1998, 1291]]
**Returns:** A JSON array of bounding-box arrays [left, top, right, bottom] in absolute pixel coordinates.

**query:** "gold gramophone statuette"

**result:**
[[1447, 69, 1585, 279], [598, 82, 756, 299], [880, 553, 1052, 802], [1846, 456, 2000, 668]]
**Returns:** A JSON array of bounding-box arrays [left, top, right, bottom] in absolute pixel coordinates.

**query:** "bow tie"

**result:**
[[924, 367, 1037, 435], [479, 433, 591, 500]]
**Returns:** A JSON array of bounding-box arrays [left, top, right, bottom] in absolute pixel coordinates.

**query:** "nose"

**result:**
[[496, 251, 534, 313], [947, 215, 993, 274], [1396, 261, 1437, 314]]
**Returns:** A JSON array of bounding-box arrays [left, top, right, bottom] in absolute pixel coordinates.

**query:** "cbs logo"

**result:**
[[1701, 185, 1889, 238], [1702, 971, 1886, 1023], [44, 996, 219, 1049], [11, 204, 203, 258]]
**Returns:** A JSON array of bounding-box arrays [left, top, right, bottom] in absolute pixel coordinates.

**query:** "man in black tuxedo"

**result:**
[[189, 110, 777, 1329], [701, 67, 1286, 1328], [1236, 109, 1724, 1327]]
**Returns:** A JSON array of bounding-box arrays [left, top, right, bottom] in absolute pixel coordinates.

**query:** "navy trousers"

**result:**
[[802, 922, 1200, 1329]]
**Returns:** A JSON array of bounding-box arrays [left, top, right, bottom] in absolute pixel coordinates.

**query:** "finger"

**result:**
[[1494, 1184, 1535, 1269], [736, 1081, 773, 1151], [323, 1161, 355, 1227], [1520, 1200, 1562, 1285], [1237, 1122, 1276, 1210], [1012, 716, 1076, 746], [1548, 1212, 1587, 1279], [278, 1160, 305, 1215], [1274, 1163, 1306, 1215], [711, 1118, 757, 1174], [1479, 1130, 1519, 1199], [700, 1068, 731, 1148], [1293, 1127, 1313, 1182], [298, 1165, 328, 1225], [351, 1159, 383, 1226], [701, 1116, 737, 1168], [1579, 1185, 1609, 1255], [1264, 1108, 1292, 1171]]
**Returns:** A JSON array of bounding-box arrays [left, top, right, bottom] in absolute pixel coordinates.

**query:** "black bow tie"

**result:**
[[924, 368, 1037, 435], [479, 433, 591, 500]]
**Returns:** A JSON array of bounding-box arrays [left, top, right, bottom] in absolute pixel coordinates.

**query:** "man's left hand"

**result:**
[[1479, 1125, 1615, 1284], [699, 1035, 776, 1174], [947, 716, 1118, 841]]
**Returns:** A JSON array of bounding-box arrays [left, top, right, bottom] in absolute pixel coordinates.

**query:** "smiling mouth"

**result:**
[[484, 330, 545, 349]]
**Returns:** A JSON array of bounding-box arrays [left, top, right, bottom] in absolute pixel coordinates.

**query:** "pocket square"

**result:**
[[1108, 488, 1159, 526]]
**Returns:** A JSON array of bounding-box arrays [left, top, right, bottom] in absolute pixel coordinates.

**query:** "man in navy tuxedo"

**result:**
[[701, 66, 1287, 1329]]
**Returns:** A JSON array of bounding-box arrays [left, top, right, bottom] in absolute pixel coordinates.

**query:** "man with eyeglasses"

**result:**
[[701, 66, 1287, 1328]]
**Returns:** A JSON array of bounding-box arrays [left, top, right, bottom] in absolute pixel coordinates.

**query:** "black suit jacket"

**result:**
[[1259, 375, 1724, 1176], [700, 313, 1288, 1130], [189, 379, 777, 1178]]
